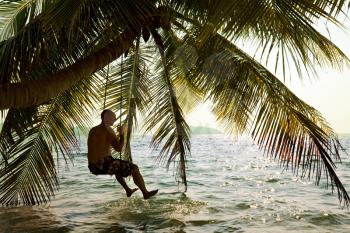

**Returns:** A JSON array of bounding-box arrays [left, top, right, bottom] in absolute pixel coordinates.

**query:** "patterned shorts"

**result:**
[[88, 156, 135, 177]]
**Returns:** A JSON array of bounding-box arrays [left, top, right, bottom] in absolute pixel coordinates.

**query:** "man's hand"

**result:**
[[116, 124, 126, 135]]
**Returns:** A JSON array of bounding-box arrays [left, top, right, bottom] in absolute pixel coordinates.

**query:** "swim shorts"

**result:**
[[88, 156, 135, 177]]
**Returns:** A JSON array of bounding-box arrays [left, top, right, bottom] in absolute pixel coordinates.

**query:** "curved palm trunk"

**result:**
[[0, 32, 137, 110]]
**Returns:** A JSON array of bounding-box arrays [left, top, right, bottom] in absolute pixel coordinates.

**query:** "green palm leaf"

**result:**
[[173, 2, 349, 77], [122, 39, 153, 162], [186, 33, 350, 207], [164, 30, 204, 114], [143, 33, 191, 189], [101, 38, 153, 161], [0, 107, 39, 165], [0, 76, 99, 205]]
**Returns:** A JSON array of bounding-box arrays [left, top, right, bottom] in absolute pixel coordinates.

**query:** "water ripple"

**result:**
[[1, 135, 350, 232]]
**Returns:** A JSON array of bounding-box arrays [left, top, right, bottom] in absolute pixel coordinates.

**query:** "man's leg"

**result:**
[[115, 175, 138, 197], [131, 165, 158, 199]]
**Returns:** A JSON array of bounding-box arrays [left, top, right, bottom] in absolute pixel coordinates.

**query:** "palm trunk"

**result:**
[[0, 32, 137, 110]]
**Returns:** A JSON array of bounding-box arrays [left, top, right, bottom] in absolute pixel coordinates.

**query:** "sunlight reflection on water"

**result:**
[[1, 134, 350, 232]]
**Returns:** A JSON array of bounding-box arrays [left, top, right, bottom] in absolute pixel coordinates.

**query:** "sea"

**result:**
[[1, 133, 350, 233]]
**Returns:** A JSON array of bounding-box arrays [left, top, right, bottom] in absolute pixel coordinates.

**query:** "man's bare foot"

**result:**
[[143, 189, 158, 199], [126, 188, 138, 197]]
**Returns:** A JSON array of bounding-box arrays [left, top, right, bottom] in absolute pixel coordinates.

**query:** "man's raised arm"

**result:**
[[107, 125, 124, 152]]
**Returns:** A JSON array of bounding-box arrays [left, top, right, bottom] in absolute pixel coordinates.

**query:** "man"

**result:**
[[87, 109, 158, 199]]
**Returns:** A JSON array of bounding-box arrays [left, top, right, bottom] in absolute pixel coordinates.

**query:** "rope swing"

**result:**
[[103, 63, 109, 109], [119, 56, 123, 159]]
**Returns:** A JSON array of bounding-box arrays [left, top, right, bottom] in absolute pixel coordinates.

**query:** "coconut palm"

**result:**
[[0, 0, 349, 207]]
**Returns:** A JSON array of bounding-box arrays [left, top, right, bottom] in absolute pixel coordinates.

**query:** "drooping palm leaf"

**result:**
[[122, 39, 153, 161], [164, 29, 204, 114], [172, 1, 349, 78], [0, 107, 39, 165], [101, 38, 153, 161], [185, 33, 350, 207], [0, 0, 21, 33], [0, 75, 99, 205], [143, 31, 191, 189]]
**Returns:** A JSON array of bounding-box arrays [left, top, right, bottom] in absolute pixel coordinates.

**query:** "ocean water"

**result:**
[[1, 134, 350, 233]]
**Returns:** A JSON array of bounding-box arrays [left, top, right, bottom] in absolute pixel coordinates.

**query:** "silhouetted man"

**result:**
[[87, 109, 158, 199]]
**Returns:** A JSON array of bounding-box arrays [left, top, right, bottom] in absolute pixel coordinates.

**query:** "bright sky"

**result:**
[[187, 16, 350, 134], [287, 69, 350, 134]]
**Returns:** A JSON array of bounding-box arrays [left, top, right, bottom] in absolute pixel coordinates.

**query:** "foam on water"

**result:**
[[1, 134, 350, 232]]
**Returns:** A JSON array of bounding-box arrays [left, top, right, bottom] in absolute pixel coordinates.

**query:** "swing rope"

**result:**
[[119, 55, 123, 159], [103, 63, 109, 109]]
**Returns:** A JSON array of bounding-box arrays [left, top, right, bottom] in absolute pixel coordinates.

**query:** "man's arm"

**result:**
[[106, 126, 124, 152]]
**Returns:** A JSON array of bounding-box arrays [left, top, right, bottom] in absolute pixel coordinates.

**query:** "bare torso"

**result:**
[[87, 124, 122, 164]]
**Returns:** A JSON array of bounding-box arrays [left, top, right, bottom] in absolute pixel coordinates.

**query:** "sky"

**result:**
[[187, 17, 350, 134]]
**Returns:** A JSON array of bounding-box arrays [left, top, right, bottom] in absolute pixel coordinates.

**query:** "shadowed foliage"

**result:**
[[0, 0, 350, 207]]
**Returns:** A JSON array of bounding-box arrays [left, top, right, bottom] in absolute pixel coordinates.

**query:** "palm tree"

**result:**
[[0, 0, 349, 207]]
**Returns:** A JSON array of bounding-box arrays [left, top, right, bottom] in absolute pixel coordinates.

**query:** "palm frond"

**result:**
[[122, 38, 151, 162], [188, 33, 350, 208], [0, 127, 59, 205], [173, 74, 204, 115], [164, 30, 204, 114], [143, 32, 191, 189], [107, 40, 153, 161], [100, 39, 153, 161], [0, 0, 72, 85], [0, 75, 99, 205], [0, 0, 21, 32], [0, 0, 61, 40], [172, 2, 350, 78], [167, 0, 348, 32], [0, 107, 39, 165]]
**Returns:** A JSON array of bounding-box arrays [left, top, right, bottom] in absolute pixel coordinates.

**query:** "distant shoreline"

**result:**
[[189, 126, 222, 134], [71, 125, 222, 136], [2, 123, 349, 136]]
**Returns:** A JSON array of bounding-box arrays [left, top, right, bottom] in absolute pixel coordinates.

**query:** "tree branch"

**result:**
[[0, 31, 137, 109]]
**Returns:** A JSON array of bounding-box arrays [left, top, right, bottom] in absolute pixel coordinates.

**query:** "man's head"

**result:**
[[101, 109, 117, 126]]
